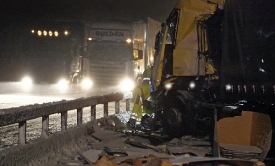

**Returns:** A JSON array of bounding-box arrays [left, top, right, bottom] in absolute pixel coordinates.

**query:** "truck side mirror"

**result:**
[[133, 49, 143, 60]]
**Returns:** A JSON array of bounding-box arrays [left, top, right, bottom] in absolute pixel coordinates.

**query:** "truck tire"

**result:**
[[163, 90, 196, 138]]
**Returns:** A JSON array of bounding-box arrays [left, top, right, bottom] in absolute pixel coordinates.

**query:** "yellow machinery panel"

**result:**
[[173, 0, 217, 76], [174, 48, 206, 76]]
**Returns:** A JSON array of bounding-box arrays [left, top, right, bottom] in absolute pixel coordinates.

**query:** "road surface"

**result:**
[[0, 91, 132, 151]]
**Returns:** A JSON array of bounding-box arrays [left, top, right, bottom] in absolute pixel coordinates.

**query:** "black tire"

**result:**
[[163, 90, 196, 138]]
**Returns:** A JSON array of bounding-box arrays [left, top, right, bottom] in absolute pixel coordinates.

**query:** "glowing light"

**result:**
[[189, 81, 196, 89], [82, 78, 93, 90], [31, 30, 35, 33], [225, 84, 232, 91], [21, 76, 33, 91], [164, 83, 173, 90], [126, 38, 132, 43], [64, 30, 68, 36], [119, 78, 135, 92], [150, 56, 154, 63], [49, 31, 53, 36], [54, 31, 58, 37], [43, 30, 47, 36], [58, 79, 69, 90], [88, 37, 92, 41], [37, 30, 42, 36], [259, 68, 265, 73]]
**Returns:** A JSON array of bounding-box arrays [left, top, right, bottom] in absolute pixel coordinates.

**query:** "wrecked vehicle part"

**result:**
[[95, 104, 268, 163], [74, 121, 265, 166], [146, 0, 275, 163], [154, 79, 242, 138], [219, 143, 262, 161]]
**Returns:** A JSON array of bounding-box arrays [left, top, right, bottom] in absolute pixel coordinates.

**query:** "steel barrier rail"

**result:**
[[0, 92, 130, 145]]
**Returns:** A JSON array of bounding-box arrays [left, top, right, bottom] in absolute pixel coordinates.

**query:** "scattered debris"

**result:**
[[219, 143, 262, 160], [79, 149, 103, 164], [56, 115, 265, 165]]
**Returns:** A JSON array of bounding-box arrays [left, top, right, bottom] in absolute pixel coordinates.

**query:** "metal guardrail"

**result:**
[[0, 92, 131, 146]]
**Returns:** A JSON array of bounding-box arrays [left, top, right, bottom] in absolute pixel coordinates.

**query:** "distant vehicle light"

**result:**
[[43, 30, 47, 36], [119, 78, 135, 92], [31, 30, 35, 33], [126, 38, 132, 43], [49, 31, 53, 36], [54, 31, 58, 37], [21, 76, 33, 90], [88, 37, 92, 41], [64, 30, 68, 36], [37, 30, 42, 36], [82, 78, 93, 90]]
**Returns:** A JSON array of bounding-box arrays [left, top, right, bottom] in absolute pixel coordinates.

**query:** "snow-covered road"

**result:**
[[0, 93, 81, 109], [0, 92, 131, 151]]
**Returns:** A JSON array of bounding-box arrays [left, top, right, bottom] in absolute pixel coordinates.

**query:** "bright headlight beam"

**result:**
[[119, 78, 135, 92], [58, 78, 69, 90], [21, 76, 33, 91], [82, 78, 93, 90]]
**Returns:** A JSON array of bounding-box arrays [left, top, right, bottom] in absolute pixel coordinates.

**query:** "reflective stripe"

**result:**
[[139, 96, 142, 104], [130, 113, 137, 120], [131, 113, 138, 116], [136, 118, 141, 122], [131, 115, 136, 118]]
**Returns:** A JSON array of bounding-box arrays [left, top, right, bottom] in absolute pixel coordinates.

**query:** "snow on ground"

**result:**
[[0, 94, 78, 109], [0, 92, 132, 151]]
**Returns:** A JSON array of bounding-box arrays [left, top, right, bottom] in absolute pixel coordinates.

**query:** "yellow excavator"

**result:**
[[150, 0, 275, 161]]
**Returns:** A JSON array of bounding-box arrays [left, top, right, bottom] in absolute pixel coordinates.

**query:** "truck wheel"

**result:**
[[163, 91, 195, 138]]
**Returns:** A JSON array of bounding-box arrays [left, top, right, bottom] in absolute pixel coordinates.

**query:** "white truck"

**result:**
[[70, 18, 161, 92]]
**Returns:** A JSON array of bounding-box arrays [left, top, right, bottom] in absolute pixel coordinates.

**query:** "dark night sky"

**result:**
[[0, 0, 179, 81], [0, 0, 179, 23]]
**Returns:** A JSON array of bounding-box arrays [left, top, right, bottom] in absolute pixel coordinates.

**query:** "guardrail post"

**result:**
[[126, 99, 130, 111], [115, 101, 120, 114], [91, 105, 96, 122], [61, 111, 68, 131], [19, 121, 26, 145], [77, 108, 83, 126], [104, 103, 108, 118], [42, 115, 49, 138]]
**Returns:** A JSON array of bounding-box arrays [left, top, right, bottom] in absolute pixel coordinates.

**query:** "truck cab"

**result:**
[[151, 0, 275, 161]]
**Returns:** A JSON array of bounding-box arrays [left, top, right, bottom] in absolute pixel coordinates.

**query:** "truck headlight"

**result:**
[[164, 82, 173, 90], [57, 78, 69, 90], [189, 81, 196, 89], [82, 78, 93, 90], [21, 76, 33, 89], [119, 78, 135, 92]]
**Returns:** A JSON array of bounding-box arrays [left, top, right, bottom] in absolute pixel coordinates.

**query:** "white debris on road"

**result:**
[[123, 91, 133, 100], [114, 110, 132, 124]]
